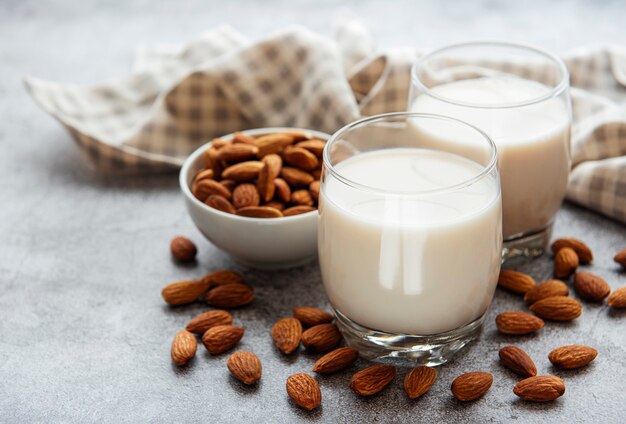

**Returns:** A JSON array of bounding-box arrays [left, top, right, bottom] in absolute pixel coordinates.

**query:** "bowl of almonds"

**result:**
[[180, 127, 329, 269]]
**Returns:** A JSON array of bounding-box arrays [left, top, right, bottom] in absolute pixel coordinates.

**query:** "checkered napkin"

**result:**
[[24, 21, 626, 223]]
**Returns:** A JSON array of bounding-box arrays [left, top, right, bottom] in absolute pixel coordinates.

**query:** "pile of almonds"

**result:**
[[190, 131, 325, 218]]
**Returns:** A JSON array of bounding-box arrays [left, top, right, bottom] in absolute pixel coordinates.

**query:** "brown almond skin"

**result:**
[[194, 168, 214, 182], [301, 323, 342, 353], [499, 346, 537, 377], [296, 139, 326, 157], [451, 372, 493, 401], [524, 280, 569, 304], [170, 236, 197, 262], [554, 247, 579, 278], [574, 272, 611, 302], [211, 138, 231, 149], [309, 180, 320, 202], [205, 283, 254, 308], [495, 311, 545, 335], [232, 183, 261, 209], [286, 373, 321, 411], [350, 365, 396, 396], [186, 310, 233, 334], [498, 270, 536, 294], [312, 347, 359, 374], [607, 287, 626, 308], [548, 345, 598, 369], [236, 206, 283, 218], [530, 296, 582, 321], [201, 325, 245, 355], [403, 366, 437, 399], [257, 163, 274, 202], [293, 306, 333, 327], [265, 200, 286, 212], [615, 249, 626, 267], [291, 189, 315, 206], [514, 375, 565, 402], [162, 279, 211, 306], [217, 143, 259, 162], [283, 206, 316, 216], [280, 167, 314, 187], [204, 147, 223, 179], [200, 270, 244, 287], [233, 132, 257, 145], [551, 238, 593, 264], [274, 178, 292, 203], [283, 146, 319, 171], [255, 133, 295, 157], [194, 179, 232, 201], [221, 161, 264, 181], [272, 317, 303, 354], [171, 330, 197, 366], [227, 351, 262, 384], [205, 194, 237, 214]]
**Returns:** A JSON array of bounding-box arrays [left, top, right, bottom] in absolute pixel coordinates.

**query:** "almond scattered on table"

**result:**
[[554, 247, 579, 278], [523, 280, 569, 304], [301, 323, 342, 353], [497, 270, 536, 294], [286, 373, 322, 410], [530, 296, 582, 321], [200, 270, 244, 287], [513, 375, 565, 402], [227, 351, 262, 385], [312, 347, 359, 374], [607, 287, 626, 308], [162, 279, 212, 306], [293, 306, 333, 327], [350, 365, 396, 396], [548, 345, 598, 370], [614, 249, 626, 267], [551, 238, 593, 264], [495, 311, 545, 335], [272, 317, 303, 354], [186, 310, 233, 334], [450, 372, 493, 401], [205, 283, 254, 308], [498, 346, 537, 377], [171, 330, 197, 366], [170, 236, 197, 263], [403, 366, 437, 399], [201, 325, 245, 355], [574, 272, 611, 302]]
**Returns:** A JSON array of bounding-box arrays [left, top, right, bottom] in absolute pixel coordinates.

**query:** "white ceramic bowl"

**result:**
[[179, 127, 329, 269]]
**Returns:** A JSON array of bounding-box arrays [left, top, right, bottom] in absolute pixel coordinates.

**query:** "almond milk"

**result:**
[[319, 148, 502, 335]]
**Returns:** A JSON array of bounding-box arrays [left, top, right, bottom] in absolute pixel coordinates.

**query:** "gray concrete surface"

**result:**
[[1, 0, 625, 422]]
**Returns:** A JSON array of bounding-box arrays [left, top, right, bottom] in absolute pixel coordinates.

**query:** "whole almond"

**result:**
[[193, 178, 232, 201], [217, 143, 259, 162], [403, 366, 437, 399], [291, 190, 314, 206], [274, 178, 291, 203], [530, 296, 582, 321], [574, 271, 611, 302], [211, 138, 231, 149], [170, 236, 197, 262], [495, 311, 545, 335], [204, 147, 223, 179], [272, 317, 303, 354], [232, 183, 260, 209], [309, 180, 320, 202], [257, 154, 283, 201], [513, 375, 565, 402], [222, 161, 264, 181], [227, 351, 262, 384], [171, 330, 197, 366], [499, 346, 537, 377], [607, 287, 626, 308], [255, 133, 295, 157], [451, 372, 493, 401], [162, 279, 211, 306], [280, 167, 314, 187], [312, 347, 359, 374], [236, 206, 283, 218], [284, 147, 319, 171], [220, 179, 237, 192], [293, 306, 333, 327], [205, 283, 254, 308], [350, 365, 396, 396], [614, 249, 626, 267], [284, 130, 314, 142], [498, 270, 536, 294], [296, 139, 326, 157], [301, 323, 342, 353], [283, 205, 316, 216], [201, 325, 245, 355], [286, 373, 321, 411], [551, 238, 593, 264], [554, 247, 579, 278], [200, 270, 244, 287], [265, 200, 286, 211], [548, 345, 598, 369], [524, 280, 569, 304], [194, 168, 214, 182], [233, 132, 257, 145], [186, 310, 233, 334], [205, 194, 236, 214]]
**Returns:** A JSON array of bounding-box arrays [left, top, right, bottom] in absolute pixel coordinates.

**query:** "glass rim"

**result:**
[[411, 40, 570, 109], [323, 112, 498, 196]]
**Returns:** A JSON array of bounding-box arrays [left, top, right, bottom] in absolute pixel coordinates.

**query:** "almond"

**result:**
[[204, 147, 223, 179], [162, 279, 211, 306], [265, 200, 285, 211], [205, 283, 254, 308], [221, 161, 264, 181], [205, 194, 236, 214], [523, 280, 569, 304], [170, 236, 197, 262], [171, 330, 197, 366], [311, 168, 322, 180], [296, 139, 326, 158], [286, 373, 321, 411], [309, 180, 320, 202], [451, 372, 493, 401], [274, 178, 291, 203], [497, 270, 536, 294], [312, 347, 359, 374], [548, 344, 598, 369], [607, 287, 626, 308], [513, 375, 565, 401], [200, 270, 244, 287], [232, 183, 260, 209], [554, 247, 579, 278], [201, 325, 244, 354], [301, 323, 342, 353], [217, 143, 259, 162], [495, 311, 544, 335], [194, 168, 214, 182], [293, 306, 333, 327], [236, 206, 283, 218], [211, 138, 231, 149], [530, 296, 582, 321], [257, 154, 283, 201], [220, 179, 237, 192], [186, 310, 233, 334], [551, 238, 593, 264], [233, 131, 257, 145], [574, 271, 611, 302], [403, 366, 437, 399], [291, 190, 314, 206], [271, 317, 303, 354], [193, 178, 232, 201], [227, 351, 262, 384], [284, 147, 319, 171], [614, 249, 626, 267], [280, 167, 314, 187], [498, 346, 537, 377], [283, 205, 316, 216], [283, 130, 314, 142], [255, 133, 295, 157], [350, 365, 396, 396]]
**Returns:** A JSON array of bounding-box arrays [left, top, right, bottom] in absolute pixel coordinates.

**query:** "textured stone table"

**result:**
[[1, 1, 625, 422]]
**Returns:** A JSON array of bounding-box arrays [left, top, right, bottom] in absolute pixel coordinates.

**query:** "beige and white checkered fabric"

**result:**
[[24, 24, 626, 223]]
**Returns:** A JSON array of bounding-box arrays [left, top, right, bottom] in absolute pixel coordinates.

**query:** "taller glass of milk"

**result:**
[[410, 42, 571, 258]]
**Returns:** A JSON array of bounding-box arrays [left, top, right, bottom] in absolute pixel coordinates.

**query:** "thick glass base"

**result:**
[[502, 222, 553, 261], [333, 309, 484, 367]]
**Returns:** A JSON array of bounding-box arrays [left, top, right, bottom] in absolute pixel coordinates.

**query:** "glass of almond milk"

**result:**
[[319, 113, 502, 365], [409, 42, 571, 259]]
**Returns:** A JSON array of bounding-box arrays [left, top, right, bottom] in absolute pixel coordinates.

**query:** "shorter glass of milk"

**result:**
[[319, 113, 502, 366]]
